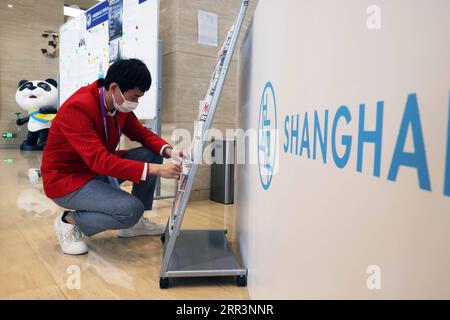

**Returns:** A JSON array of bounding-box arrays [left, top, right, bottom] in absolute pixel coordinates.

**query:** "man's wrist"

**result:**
[[148, 163, 160, 177]]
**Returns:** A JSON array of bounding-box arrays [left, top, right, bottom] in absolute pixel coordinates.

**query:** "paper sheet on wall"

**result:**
[[198, 10, 218, 47]]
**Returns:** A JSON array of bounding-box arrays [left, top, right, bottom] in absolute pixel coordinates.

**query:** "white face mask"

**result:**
[[112, 88, 139, 113]]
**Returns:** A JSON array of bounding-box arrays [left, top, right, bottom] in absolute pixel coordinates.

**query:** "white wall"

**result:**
[[236, 0, 450, 299]]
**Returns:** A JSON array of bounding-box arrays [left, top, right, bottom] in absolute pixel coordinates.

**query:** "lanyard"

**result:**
[[99, 87, 121, 152], [99, 87, 121, 188]]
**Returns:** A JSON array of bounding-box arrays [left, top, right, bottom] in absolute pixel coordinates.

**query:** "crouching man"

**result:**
[[42, 59, 182, 255]]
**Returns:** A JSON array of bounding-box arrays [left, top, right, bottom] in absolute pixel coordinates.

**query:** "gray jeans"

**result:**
[[52, 147, 163, 236]]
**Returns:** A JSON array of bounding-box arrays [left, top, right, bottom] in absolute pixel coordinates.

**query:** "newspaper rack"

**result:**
[[159, 1, 249, 289]]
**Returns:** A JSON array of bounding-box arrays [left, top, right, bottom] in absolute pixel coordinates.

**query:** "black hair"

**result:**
[[104, 59, 152, 93]]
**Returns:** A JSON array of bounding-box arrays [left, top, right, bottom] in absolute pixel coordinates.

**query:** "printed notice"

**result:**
[[198, 10, 218, 47]]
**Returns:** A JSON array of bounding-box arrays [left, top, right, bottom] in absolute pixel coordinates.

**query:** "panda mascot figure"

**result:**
[[15, 79, 58, 151]]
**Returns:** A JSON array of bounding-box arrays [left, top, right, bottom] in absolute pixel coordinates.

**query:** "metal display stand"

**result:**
[[159, 0, 249, 289]]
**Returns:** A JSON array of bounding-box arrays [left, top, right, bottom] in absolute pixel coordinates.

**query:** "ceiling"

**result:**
[[64, 0, 100, 11]]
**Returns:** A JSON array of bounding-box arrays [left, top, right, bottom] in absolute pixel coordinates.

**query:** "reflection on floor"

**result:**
[[0, 149, 248, 300]]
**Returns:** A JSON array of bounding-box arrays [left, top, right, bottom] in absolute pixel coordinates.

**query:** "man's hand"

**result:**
[[163, 147, 188, 160], [149, 163, 182, 180]]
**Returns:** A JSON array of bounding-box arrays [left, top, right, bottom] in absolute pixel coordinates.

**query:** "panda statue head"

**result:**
[[15, 79, 58, 112]]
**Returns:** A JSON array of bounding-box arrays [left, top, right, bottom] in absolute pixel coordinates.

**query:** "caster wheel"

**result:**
[[160, 234, 165, 244], [160, 277, 169, 289], [236, 275, 247, 287]]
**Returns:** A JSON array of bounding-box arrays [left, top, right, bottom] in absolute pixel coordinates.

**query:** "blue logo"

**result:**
[[258, 82, 278, 190]]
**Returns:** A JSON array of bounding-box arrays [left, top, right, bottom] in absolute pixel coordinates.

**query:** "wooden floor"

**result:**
[[0, 149, 248, 300]]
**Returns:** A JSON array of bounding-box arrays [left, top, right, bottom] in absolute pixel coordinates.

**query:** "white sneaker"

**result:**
[[117, 216, 165, 238], [28, 168, 41, 185], [54, 212, 88, 255]]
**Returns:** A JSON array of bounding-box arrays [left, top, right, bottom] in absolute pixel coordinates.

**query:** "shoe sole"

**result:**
[[61, 250, 89, 256]]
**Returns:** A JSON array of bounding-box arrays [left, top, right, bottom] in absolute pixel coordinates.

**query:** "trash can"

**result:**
[[210, 138, 235, 204]]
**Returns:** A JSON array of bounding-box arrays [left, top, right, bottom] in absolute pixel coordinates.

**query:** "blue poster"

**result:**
[[109, 0, 123, 41], [86, 1, 109, 30]]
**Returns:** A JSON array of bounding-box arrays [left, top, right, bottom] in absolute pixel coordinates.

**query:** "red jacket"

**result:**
[[41, 80, 169, 199]]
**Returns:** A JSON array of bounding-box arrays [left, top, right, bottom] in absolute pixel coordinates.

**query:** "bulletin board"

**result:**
[[59, 0, 160, 120]]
